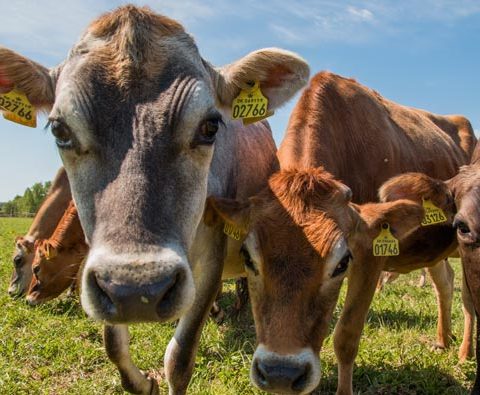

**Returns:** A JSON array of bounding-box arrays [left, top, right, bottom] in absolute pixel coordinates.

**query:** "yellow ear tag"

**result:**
[[223, 222, 242, 241], [232, 81, 273, 125], [0, 87, 37, 128], [373, 223, 399, 256], [421, 198, 447, 226]]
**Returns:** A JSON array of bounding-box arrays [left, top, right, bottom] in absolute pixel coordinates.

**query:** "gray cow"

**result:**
[[0, 5, 309, 394]]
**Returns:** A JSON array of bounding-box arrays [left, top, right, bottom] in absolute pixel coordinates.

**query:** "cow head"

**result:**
[[8, 236, 35, 297], [205, 168, 424, 394], [447, 165, 480, 325], [0, 6, 309, 323], [26, 239, 87, 305]]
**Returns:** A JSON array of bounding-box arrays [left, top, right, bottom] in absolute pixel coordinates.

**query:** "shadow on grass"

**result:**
[[366, 308, 437, 330], [33, 295, 85, 318], [315, 363, 471, 394]]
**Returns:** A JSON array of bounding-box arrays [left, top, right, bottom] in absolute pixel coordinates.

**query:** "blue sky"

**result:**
[[0, 0, 479, 201]]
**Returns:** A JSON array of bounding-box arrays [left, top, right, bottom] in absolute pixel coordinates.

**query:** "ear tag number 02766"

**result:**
[[373, 223, 399, 256], [223, 222, 242, 241], [421, 198, 447, 226], [0, 87, 37, 127], [232, 81, 273, 125]]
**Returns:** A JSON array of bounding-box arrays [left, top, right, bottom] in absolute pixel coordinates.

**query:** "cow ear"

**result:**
[[211, 48, 309, 112], [0, 46, 55, 110], [359, 199, 424, 241], [204, 196, 252, 234], [379, 172, 455, 222]]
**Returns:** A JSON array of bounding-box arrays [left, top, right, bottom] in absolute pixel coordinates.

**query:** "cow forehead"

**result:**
[[68, 6, 197, 89]]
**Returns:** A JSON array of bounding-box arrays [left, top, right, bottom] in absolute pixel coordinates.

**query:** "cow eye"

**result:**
[[240, 245, 258, 275], [50, 120, 74, 149], [196, 116, 223, 145], [332, 251, 352, 278], [454, 219, 471, 235], [32, 264, 41, 277], [13, 255, 22, 266]]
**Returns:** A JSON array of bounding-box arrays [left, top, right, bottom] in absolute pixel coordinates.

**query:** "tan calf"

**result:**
[[26, 201, 87, 305]]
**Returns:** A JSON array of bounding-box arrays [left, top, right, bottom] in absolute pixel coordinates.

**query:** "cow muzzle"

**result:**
[[251, 345, 320, 395], [80, 247, 195, 323]]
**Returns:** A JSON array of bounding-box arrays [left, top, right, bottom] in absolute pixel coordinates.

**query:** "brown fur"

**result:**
[[85, 5, 185, 90], [27, 201, 87, 305], [279, 72, 474, 202], [208, 72, 476, 394]]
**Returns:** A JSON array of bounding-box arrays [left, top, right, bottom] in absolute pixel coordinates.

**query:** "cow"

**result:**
[[205, 71, 476, 394], [0, 5, 309, 394], [8, 167, 71, 297], [26, 200, 87, 305]]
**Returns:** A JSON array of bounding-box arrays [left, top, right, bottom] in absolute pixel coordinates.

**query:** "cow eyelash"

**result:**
[[332, 251, 352, 278]]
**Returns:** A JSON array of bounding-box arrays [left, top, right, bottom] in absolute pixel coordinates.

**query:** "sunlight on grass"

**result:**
[[0, 218, 475, 394]]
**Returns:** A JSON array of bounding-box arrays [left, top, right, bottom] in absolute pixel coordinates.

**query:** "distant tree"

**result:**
[[1, 180, 54, 217]]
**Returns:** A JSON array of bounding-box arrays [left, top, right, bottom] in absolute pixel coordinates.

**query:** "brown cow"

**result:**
[[26, 201, 87, 305], [9, 167, 71, 297], [206, 71, 476, 394]]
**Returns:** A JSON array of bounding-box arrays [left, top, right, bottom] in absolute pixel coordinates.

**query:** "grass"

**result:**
[[0, 217, 476, 394]]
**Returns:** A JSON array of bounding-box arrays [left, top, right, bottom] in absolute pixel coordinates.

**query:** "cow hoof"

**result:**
[[458, 347, 474, 363], [431, 342, 446, 351]]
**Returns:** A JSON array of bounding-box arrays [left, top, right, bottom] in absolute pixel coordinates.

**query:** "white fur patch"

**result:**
[[323, 237, 348, 280]]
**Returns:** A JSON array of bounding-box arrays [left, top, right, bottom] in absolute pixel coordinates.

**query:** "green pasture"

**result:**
[[0, 217, 476, 394]]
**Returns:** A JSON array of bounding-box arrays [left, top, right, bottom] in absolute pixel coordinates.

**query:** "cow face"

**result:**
[[206, 168, 423, 394], [8, 236, 35, 297], [0, 6, 309, 323], [448, 166, 480, 320], [26, 240, 86, 305]]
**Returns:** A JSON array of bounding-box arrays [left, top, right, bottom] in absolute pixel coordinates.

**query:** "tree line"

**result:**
[[0, 181, 52, 217]]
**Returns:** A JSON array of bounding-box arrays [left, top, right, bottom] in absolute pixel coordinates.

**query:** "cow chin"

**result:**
[[80, 245, 195, 324], [250, 344, 321, 395]]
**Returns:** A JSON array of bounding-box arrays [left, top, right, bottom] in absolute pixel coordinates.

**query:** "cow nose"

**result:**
[[81, 250, 195, 324], [251, 346, 320, 395], [92, 267, 183, 321], [33, 265, 40, 275], [253, 359, 311, 393]]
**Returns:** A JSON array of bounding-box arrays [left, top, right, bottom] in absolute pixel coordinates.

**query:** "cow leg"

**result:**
[[459, 270, 475, 362], [104, 324, 159, 395], [426, 258, 454, 349], [472, 315, 480, 395], [334, 261, 382, 395], [164, 233, 225, 395]]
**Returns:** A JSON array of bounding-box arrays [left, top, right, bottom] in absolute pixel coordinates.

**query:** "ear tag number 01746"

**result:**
[[421, 198, 447, 226], [223, 222, 242, 241], [0, 87, 37, 128], [232, 81, 273, 125], [373, 223, 399, 256]]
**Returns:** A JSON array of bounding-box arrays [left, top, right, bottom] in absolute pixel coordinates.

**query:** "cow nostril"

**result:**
[[292, 362, 311, 391], [156, 270, 183, 316], [30, 282, 40, 293], [254, 360, 268, 386], [91, 271, 116, 314], [33, 265, 40, 275]]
